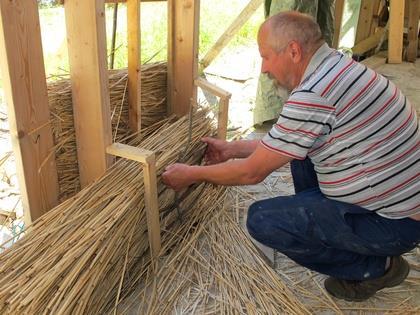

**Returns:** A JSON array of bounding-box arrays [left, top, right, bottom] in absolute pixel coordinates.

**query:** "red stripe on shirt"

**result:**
[[319, 144, 419, 185], [336, 86, 398, 138], [321, 59, 354, 96], [286, 100, 335, 111], [359, 107, 415, 156], [311, 86, 399, 157], [260, 140, 303, 159], [275, 124, 319, 138], [337, 72, 378, 116], [357, 174, 419, 205]]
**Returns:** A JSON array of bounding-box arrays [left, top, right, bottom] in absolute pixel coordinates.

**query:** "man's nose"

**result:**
[[261, 62, 268, 74]]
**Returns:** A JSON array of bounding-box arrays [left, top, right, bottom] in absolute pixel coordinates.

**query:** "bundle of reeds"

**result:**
[[0, 109, 214, 314], [47, 62, 167, 201], [118, 197, 311, 315]]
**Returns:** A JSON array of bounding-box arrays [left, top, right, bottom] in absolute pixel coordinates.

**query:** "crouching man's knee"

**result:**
[[247, 199, 310, 254]]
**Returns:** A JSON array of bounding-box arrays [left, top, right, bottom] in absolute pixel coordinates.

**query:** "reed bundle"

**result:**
[[47, 62, 167, 201], [119, 198, 310, 315], [0, 109, 214, 314]]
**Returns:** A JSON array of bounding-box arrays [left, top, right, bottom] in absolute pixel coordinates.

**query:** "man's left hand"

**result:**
[[162, 163, 194, 191]]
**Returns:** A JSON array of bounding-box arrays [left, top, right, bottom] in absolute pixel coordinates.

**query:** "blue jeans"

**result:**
[[246, 158, 420, 280]]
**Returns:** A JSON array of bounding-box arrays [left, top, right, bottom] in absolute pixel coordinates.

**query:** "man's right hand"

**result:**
[[202, 137, 231, 165]]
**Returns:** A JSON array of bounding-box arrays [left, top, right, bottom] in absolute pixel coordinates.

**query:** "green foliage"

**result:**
[[38, 0, 60, 9], [37, 1, 264, 76]]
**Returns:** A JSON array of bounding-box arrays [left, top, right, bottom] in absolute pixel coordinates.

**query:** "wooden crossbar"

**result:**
[[106, 143, 161, 259], [195, 78, 232, 140]]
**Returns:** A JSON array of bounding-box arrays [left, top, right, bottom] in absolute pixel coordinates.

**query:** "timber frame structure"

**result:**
[[0, 0, 419, 230]]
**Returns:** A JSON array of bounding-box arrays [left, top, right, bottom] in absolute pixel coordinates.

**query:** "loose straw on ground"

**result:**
[[119, 192, 311, 315]]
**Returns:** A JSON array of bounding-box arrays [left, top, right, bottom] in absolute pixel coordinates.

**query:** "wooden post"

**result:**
[[106, 143, 161, 258], [64, 0, 113, 188], [407, 0, 420, 62], [200, 0, 263, 69], [127, 0, 141, 132], [332, 0, 345, 49], [388, 0, 405, 63], [352, 27, 386, 55], [355, 0, 381, 44], [194, 78, 231, 140], [0, 0, 59, 224], [167, 0, 200, 117]]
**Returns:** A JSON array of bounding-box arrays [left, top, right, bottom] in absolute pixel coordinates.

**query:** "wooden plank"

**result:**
[[194, 78, 231, 99], [407, 0, 420, 62], [194, 78, 231, 140], [352, 27, 386, 55], [217, 97, 230, 140], [167, 0, 200, 117], [127, 0, 141, 132], [106, 143, 161, 258], [332, 0, 345, 49], [142, 155, 161, 258], [106, 143, 154, 164], [388, 0, 405, 63], [355, 0, 380, 44], [64, 0, 112, 187], [200, 0, 263, 69], [0, 0, 59, 224]]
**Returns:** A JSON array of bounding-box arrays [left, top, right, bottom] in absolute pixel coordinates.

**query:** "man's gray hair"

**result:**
[[266, 11, 324, 54]]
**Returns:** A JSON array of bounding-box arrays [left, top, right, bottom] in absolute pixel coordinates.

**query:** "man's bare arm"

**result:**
[[163, 142, 293, 190]]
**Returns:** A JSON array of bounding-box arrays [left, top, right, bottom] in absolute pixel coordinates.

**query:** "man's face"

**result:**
[[258, 27, 293, 91]]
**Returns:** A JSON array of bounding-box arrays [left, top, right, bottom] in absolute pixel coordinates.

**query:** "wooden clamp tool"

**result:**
[[106, 143, 161, 259], [194, 78, 232, 140]]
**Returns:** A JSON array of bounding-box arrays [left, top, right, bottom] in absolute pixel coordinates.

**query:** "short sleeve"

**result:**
[[261, 91, 335, 159]]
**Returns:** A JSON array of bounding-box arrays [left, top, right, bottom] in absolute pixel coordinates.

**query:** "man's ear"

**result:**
[[288, 41, 302, 63]]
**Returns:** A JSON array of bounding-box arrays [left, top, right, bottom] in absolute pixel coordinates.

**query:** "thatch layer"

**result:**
[[0, 110, 213, 314], [47, 62, 167, 201]]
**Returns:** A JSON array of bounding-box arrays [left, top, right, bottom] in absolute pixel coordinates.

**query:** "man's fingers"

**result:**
[[202, 137, 216, 145]]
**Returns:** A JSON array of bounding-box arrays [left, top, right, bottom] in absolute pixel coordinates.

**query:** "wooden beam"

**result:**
[[127, 0, 141, 132], [106, 143, 154, 164], [194, 78, 231, 140], [407, 0, 420, 62], [194, 78, 231, 99], [388, 0, 405, 63], [355, 0, 381, 44], [106, 143, 161, 258], [352, 27, 386, 55], [332, 0, 345, 49], [64, 0, 112, 188], [200, 0, 263, 69], [0, 0, 59, 224], [167, 0, 200, 117]]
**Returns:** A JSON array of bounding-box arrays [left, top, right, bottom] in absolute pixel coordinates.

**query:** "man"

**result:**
[[163, 12, 420, 302], [254, 0, 335, 126]]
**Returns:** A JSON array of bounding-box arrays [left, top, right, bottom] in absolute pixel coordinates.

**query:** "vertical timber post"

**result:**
[[0, 0, 59, 224], [168, 0, 200, 117], [64, 0, 113, 187], [127, 0, 141, 132]]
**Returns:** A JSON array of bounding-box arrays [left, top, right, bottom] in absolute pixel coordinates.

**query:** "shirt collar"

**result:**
[[300, 43, 334, 84]]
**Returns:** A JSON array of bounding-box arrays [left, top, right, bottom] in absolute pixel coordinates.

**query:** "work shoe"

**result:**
[[324, 256, 410, 302]]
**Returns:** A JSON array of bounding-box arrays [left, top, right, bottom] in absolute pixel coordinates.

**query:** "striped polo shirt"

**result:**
[[261, 43, 419, 219]]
